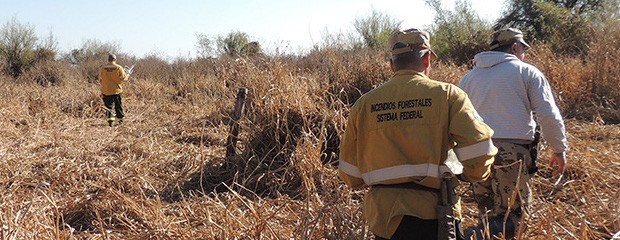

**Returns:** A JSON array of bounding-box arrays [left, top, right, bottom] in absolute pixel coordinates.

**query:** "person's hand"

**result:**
[[550, 152, 566, 177]]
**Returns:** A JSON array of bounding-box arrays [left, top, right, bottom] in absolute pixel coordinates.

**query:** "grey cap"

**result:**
[[490, 28, 531, 50], [108, 54, 117, 61]]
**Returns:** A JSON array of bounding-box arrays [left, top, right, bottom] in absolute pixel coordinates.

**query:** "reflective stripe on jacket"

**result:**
[[338, 70, 496, 238], [99, 62, 128, 96]]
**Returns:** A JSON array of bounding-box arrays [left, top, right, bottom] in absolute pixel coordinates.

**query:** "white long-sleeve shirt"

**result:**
[[458, 51, 568, 153]]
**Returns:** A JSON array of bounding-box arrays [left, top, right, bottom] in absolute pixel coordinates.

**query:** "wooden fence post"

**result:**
[[226, 88, 247, 157]]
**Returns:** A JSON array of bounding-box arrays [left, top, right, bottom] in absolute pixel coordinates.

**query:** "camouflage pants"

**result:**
[[471, 141, 532, 225]]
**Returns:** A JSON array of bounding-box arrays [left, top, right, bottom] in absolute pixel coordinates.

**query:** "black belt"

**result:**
[[373, 181, 440, 193]]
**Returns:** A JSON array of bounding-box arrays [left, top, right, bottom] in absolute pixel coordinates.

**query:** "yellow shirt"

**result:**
[[99, 62, 128, 95], [338, 70, 496, 238]]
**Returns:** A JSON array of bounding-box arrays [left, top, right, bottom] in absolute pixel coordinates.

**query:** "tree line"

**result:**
[[1, 0, 619, 79]]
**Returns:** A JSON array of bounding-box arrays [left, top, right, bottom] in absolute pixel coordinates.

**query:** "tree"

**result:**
[[426, 0, 492, 65], [243, 41, 261, 56], [216, 31, 261, 57], [0, 18, 38, 78], [0, 18, 59, 79], [316, 27, 361, 50], [352, 8, 402, 49], [195, 33, 215, 58], [65, 39, 121, 65], [61, 39, 121, 82], [495, 0, 618, 55], [36, 33, 59, 63], [497, 0, 606, 35]]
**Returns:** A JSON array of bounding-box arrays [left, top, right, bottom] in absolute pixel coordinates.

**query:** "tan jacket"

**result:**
[[99, 62, 128, 95], [338, 70, 496, 238]]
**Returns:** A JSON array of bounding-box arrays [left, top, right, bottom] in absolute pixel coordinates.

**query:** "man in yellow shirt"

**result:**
[[99, 54, 129, 127], [338, 28, 497, 239]]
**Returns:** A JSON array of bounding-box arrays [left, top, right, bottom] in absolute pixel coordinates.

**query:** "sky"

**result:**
[[0, 0, 505, 59]]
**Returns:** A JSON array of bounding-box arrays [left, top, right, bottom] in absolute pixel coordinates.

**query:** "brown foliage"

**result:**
[[0, 37, 619, 239]]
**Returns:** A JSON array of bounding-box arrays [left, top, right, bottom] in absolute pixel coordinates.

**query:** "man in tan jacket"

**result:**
[[338, 28, 497, 239], [99, 54, 129, 127]]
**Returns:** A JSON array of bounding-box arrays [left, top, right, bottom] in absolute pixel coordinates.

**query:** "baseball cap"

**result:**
[[108, 53, 117, 61], [489, 28, 531, 50], [389, 28, 437, 60]]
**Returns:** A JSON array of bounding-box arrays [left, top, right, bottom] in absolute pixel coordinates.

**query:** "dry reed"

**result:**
[[0, 42, 619, 240]]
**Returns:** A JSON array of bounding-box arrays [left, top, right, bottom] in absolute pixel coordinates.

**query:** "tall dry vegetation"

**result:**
[[528, 22, 620, 124], [1, 22, 620, 240]]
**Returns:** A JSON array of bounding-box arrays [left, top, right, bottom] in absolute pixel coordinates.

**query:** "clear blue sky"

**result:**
[[0, 0, 504, 59]]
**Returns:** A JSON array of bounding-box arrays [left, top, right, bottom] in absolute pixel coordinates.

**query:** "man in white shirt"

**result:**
[[458, 28, 568, 239]]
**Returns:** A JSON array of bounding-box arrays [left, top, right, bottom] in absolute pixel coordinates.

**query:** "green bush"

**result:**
[[0, 18, 58, 78], [215, 31, 261, 57], [426, 0, 492, 65], [63, 39, 121, 82], [196, 33, 215, 58], [495, 0, 619, 56], [352, 8, 402, 49]]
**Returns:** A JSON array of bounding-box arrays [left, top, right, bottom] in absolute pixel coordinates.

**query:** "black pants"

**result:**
[[102, 94, 124, 121], [375, 215, 464, 240]]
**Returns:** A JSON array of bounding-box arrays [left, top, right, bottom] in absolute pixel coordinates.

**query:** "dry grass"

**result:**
[[0, 42, 619, 240]]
